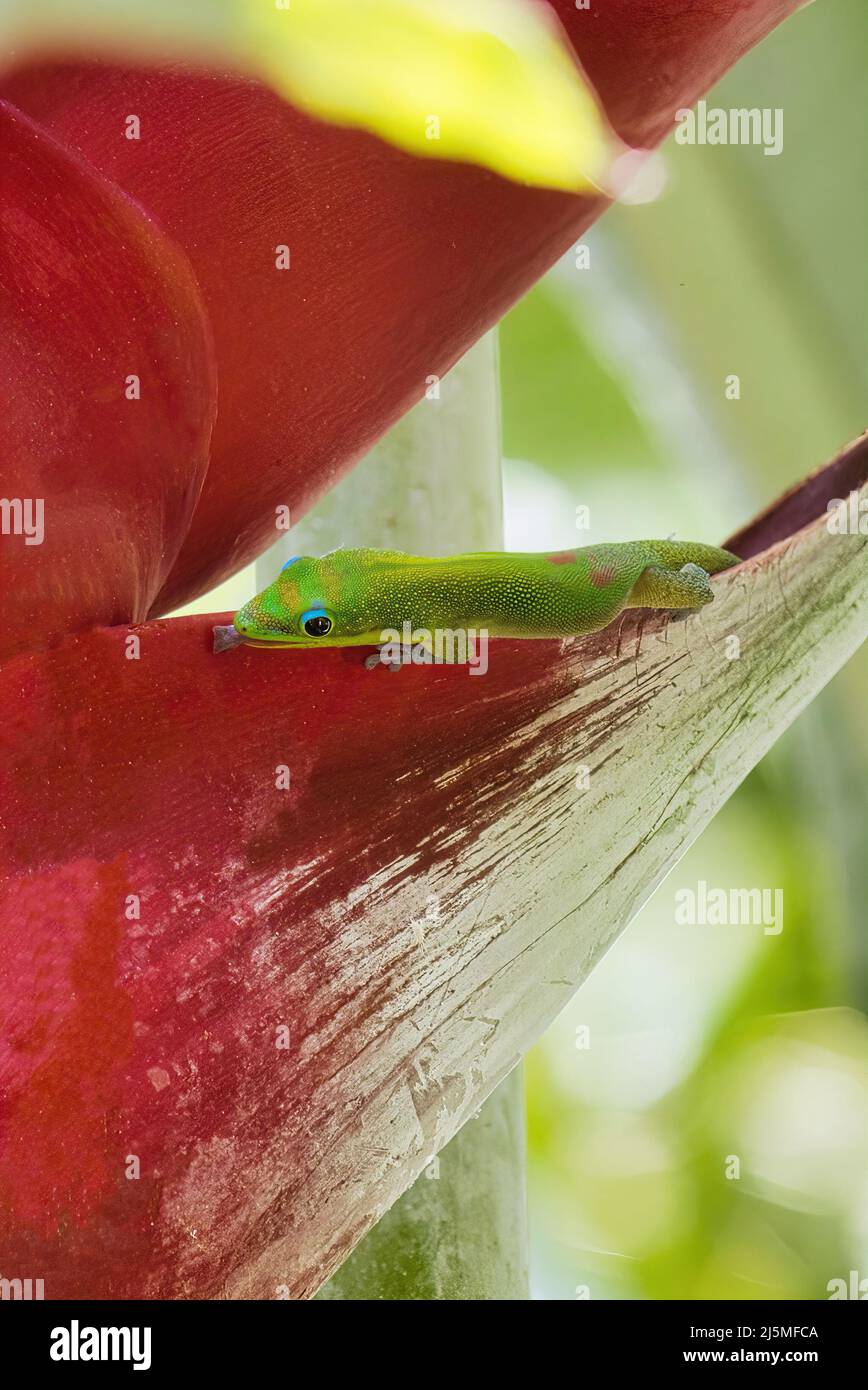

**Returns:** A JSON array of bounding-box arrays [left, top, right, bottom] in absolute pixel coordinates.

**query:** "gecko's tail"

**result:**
[[645, 539, 740, 574]]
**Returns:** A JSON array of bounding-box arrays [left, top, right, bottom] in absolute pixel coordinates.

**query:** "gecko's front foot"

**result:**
[[364, 648, 404, 672], [678, 563, 714, 604], [630, 562, 715, 611]]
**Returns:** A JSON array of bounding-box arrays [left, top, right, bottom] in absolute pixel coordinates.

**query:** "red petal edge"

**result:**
[[0, 101, 216, 660]]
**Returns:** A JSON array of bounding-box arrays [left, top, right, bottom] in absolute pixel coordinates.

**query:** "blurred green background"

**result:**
[[500, 0, 867, 1300]]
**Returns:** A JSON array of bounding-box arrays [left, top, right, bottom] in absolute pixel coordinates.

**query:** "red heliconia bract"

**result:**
[[1, 0, 802, 621]]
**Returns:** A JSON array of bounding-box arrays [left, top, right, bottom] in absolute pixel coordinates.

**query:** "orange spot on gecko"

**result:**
[[589, 563, 617, 588], [546, 551, 576, 565]]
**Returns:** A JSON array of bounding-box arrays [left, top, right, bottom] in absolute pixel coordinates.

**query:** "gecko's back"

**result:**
[[320, 540, 737, 640]]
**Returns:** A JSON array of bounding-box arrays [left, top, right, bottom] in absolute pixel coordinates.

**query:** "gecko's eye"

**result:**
[[301, 608, 332, 638]]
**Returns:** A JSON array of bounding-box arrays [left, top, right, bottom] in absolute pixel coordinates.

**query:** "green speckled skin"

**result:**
[[233, 540, 739, 647]]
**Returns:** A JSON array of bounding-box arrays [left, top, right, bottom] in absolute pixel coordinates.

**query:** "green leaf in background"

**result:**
[[599, 0, 867, 495], [0, 0, 615, 192]]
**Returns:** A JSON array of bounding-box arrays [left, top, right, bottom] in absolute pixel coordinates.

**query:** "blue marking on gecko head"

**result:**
[[280, 555, 300, 571]]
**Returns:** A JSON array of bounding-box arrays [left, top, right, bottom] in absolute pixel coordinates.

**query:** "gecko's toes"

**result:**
[[364, 648, 406, 672]]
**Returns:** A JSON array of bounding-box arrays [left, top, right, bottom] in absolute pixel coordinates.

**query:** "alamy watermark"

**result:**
[[675, 879, 783, 935], [0, 497, 44, 545], [826, 491, 868, 535], [370, 623, 489, 675], [675, 101, 783, 156], [50, 1321, 151, 1370], [0, 1274, 44, 1299], [827, 1270, 867, 1299]]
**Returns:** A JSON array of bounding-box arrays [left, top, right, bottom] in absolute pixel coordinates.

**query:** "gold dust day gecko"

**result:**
[[215, 539, 739, 659]]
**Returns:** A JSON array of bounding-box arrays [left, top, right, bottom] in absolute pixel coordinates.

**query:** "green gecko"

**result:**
[[216, 539, 739, 662]]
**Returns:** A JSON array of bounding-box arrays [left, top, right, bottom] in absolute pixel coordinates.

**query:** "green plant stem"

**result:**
[[257, 333, 529, 1301]]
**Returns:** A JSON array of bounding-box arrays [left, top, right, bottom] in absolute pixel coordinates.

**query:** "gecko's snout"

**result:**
[[231, 599, 297, 644], [233, 602, 262, 639], [212, 602, 262, 652], [233, 600, 252, 634]]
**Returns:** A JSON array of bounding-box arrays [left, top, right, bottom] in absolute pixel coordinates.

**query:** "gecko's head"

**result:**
[[233, 552, 380, 647]]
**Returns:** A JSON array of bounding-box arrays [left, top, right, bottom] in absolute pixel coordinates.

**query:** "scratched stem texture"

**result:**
[[0, 439, 864, 1299]]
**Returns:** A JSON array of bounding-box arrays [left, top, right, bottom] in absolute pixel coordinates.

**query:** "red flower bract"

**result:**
[[0, 102, 215, 661], [2, 0, 801, 625]]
